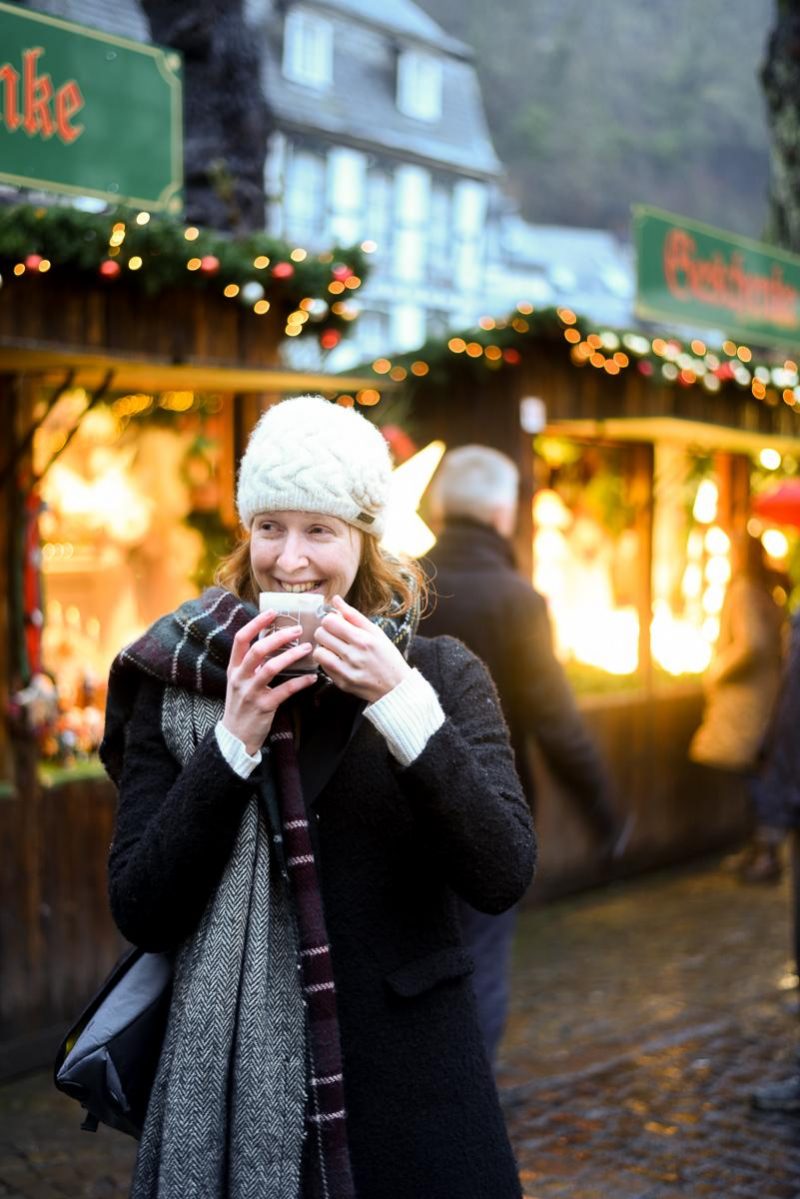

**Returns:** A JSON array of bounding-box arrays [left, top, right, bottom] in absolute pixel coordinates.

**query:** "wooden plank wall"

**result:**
[[0, 277, 282, 369], [0, 777, 124, 1078]]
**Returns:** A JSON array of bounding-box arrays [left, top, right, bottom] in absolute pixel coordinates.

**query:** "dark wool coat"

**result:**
[[423, 518, 612, 829], [108, 634, 535, 1199], [753, 609, 800, 832]]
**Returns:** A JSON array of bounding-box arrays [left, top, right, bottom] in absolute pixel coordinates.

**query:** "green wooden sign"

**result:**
[[634, 205, 800, 350], [0, 1, 182, 212]]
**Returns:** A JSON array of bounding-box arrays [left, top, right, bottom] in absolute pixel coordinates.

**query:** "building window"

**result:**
[[283, 8, 333, 89], [284, 149, 327, 243], [428, 182, 451, 284], [396, 50, 442, 122], [365, 169, 393, 258]]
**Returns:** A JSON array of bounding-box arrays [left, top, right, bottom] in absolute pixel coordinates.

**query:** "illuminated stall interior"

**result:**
[[32, 387, 233, 766], [531, 423, 799, 692]]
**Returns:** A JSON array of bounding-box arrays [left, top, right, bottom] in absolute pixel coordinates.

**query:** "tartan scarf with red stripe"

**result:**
[[102, 586, 418, 1198], [270, 710, 355, 1199]]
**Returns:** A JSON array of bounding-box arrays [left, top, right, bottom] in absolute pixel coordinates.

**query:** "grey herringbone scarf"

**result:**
[[129, 688, 307, 1199]]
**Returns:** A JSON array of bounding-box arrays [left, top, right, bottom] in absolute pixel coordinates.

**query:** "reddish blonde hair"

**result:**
[[215, 529, 425, 618]]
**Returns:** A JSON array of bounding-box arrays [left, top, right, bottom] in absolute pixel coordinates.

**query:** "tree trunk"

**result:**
[[761, 0, 800, 250], [141, 0, 269, 232]]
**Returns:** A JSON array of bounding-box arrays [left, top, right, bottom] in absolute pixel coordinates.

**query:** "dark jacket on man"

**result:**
[[423, 517, 612, 828]]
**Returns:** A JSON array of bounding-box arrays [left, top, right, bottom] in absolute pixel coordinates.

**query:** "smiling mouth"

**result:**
[[275, 581, 324, 593]]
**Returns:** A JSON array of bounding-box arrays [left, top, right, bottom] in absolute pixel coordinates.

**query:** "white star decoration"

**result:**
[[380, 440, 446, 559]]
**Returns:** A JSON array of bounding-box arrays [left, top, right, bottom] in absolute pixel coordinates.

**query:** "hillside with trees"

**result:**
[[417, 0, 774, 239]]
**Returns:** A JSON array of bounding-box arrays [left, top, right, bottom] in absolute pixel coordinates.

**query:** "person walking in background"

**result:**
[[101, 399, 534, 1199], [422, 444, 620, 1067], [750, 607, 800, 1113], [689, 531, 785, 883]]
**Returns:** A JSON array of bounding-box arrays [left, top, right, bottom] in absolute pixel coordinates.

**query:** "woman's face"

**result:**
[[249, 510, 362, 602]]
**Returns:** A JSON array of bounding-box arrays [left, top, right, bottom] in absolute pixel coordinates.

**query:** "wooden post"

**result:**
[[0, 375, 14, 791], [630, 442, 655, 692]]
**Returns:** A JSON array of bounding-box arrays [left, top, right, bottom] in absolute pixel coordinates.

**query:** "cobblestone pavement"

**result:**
[[1, 855, 799, 1197]]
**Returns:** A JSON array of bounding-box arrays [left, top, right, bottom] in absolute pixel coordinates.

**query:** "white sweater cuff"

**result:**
[[215, 721, 262, 779], [364, 668, 445, 766]]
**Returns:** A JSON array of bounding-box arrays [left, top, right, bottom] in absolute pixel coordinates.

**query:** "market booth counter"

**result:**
[[0, 213, 375, 1075], [379, 317, 800, 898]]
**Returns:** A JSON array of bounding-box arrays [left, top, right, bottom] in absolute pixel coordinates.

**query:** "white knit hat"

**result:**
[[236, 395, 392, 537]]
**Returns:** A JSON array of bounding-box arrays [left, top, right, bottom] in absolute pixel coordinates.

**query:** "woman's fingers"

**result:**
[[239, 621, 304, 675], [265, 670, 318, 708], [257, 640, 313, 684], [229, 609, 276, 669], [331, 594, 372, 629]]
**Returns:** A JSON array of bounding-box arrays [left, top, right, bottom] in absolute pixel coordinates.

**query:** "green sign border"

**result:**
[[0, 0, 183, 213], [633, 203, 800, 351]]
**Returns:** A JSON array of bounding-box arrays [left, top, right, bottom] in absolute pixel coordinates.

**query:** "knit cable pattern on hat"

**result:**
[[237, 395, 392, 536]]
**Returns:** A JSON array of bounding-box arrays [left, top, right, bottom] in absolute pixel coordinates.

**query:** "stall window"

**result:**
[[33, 391, 231, 770], [532, 437, 642, 689]]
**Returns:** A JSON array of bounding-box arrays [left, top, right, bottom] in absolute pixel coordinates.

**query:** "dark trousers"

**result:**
[[457, 900, 518, 1069]]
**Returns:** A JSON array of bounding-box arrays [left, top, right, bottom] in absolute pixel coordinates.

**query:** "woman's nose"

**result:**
[[276, 532, 309, 573]]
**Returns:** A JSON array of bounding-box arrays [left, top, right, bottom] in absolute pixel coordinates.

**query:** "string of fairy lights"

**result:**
[[0, 203, 371, 347], [335, 303, 800, 411]]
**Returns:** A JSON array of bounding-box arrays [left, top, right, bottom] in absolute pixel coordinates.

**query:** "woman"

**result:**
[[689, 531, 785, 881], [101, 395, 535, 1199]]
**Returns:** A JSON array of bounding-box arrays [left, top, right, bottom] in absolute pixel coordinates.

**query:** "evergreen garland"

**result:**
[[0, 202, 370, 344]]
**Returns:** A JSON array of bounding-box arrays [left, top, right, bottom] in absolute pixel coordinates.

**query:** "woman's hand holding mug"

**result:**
[[313, 595, 411, 703]]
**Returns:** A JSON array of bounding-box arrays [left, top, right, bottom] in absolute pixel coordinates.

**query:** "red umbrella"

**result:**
[[752, 480, 800, 528]]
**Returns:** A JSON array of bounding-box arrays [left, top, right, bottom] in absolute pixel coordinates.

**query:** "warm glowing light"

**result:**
[[184, 227, 200, 241], [704, 526, 730, 555], [759, 447, 782, 470], [681, 563, 703, 600], [693, 479, 718, 524], [290, 248, 307, 262], [762, 528, 789, 559], [128, 256, 142, 271], [448, 338, 466, 353], [360, 240, 377, 252], [224, 283, 240, 298], [253, 255, 270, 269], [705, 556, 731, 586], [411, 361, 429, 376], [254, 299, 270, 314], [136, 212, 151, 225], [651, 601, 713, 675], [356, 389, 381, 406], [328, 280, 345, 294], [381, 441, 446, 558], [187, 257, 202, 271], [702, 583, 726, 615], [533, 489, 572, 530], [564, 328, 581, 344], [691, 339, 706, 356], [479, 316, 496, 330]]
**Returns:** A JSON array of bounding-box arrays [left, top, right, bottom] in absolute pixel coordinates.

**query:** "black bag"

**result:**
[[54, 946, 172, 1138]]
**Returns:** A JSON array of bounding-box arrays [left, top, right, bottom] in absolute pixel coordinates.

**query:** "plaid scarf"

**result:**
[[102, 585, 417, 1198]]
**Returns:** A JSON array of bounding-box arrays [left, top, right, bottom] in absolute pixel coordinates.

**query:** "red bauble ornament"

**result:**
[[331, 264, 351, 282], [200, 255, 220, 274], [99, 259, 121, 279], [502, 347, 521, 365], [320, 328, 342, 350], [272, 261, 294, 279], [25, 254, 43, 271]]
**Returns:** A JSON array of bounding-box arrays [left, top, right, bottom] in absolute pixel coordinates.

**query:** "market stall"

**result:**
[[0, 204, 377, 1075], [354, 307, 800, 896]]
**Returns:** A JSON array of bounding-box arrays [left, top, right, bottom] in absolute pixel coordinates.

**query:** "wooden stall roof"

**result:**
[[0, 346, 378, 396], [545, 414, 800, 453]]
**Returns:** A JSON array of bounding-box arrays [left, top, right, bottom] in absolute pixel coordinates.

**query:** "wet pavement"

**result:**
[[2, 854, 799, 1197]]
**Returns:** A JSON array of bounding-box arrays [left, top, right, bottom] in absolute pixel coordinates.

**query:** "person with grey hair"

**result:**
[[423, 444, 621, 1068]]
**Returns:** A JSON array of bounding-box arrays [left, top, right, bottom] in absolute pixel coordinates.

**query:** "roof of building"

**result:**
[[28, 0, 150, 46], [254, 0, 501, 177], [306, 0, 470, 56]]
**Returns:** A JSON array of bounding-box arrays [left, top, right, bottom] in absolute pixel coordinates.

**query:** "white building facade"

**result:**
[[248, 0, 504, 368]]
